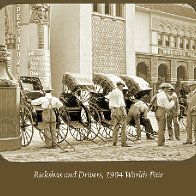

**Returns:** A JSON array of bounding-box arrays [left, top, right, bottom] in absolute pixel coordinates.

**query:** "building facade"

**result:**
[[0, 4, 195, 97], [135, 4, 196, 95]]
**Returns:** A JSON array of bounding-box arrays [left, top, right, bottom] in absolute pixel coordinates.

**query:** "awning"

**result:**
[[62, 72, 95, 92]]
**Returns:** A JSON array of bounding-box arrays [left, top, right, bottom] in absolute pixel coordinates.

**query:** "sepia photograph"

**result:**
[[0, 2, 196, 163]]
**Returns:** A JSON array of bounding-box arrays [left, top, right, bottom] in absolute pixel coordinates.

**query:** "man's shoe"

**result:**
[[176, 138, 180, 141], [158, 144, 169, 147], [113, 142, 117, 146], [121, 143, 132, 147], [168, 137, 173, 140], [44, 146, 53, 149], [152, 131, 158, 135], [147, 136, 155, 140], [183, 141, 193, 145]]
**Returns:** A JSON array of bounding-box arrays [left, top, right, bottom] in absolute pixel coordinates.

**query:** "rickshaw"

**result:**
[[59, 72, 102, 142], [19, 76, 68, 149]]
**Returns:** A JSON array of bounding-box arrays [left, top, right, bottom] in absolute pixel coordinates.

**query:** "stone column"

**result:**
[[98, 4, 105, 14], [151, 57, 158, 94], [162, 33, 166, 47], [126, 4, 135, 75], [187, 61, 195, 80], [170, 60, 177, 87], [50, 4, 92, 96], [0, 8, 5, 44], [110, 4, 116, 17]]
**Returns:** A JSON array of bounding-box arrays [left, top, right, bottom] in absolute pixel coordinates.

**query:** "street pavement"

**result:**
[[1, 112, 196, 162]]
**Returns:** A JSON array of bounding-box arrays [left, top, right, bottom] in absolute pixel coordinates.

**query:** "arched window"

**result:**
[[136, 62, 148, 81], [177, 66, 185, 81]]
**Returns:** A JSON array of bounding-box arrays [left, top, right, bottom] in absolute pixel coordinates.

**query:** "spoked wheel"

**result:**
[[126, 124, 137, 139], [99, 125, 113, 139], [75, 90, 90, 103], [70, 127, 88, 141], [56, 117, 69, 143], [86, 105, 101, 140], [69, 106, 90, 141], [20, 104, 34, 147]]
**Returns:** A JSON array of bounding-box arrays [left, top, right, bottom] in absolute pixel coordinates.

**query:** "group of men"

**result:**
[[109, 81, 155, 147], [30, 79, 196, 149], [109, 80, 196, 147]]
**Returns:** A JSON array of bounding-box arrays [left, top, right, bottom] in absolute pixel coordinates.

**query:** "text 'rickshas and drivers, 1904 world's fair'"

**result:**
[[33, 170, 163, 180]]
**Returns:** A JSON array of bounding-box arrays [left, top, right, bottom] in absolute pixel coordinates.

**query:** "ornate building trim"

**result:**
[[30, 4, 50, 25], [152, 16, 196, 37]]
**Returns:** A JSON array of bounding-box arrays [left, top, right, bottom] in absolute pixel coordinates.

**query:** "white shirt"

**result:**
[[108, 88, 125, 109], [31, 93, 63, 109], [156, 91, 174, 109]]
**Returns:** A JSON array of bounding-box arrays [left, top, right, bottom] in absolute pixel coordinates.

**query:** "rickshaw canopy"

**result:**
[[93, 73, 128, 95], [62, 72, 95, 92], [120, 75, 152, 99]]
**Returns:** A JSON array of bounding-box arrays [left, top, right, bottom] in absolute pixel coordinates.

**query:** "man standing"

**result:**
[[109, 81, 129, 147], [126, 98, 154, 140], [183, 84, 196, 145], [166, 86, 180, 140], [31, 87, 63, 148], [155, 83, 176, 146]]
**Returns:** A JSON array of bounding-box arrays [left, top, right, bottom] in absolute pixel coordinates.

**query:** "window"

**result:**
[[158, 34, 162, 46], [192, 40, 196, 50], [105, 4, 110, 15], [93, 4, 98, 12], [165, 35, 169, 46], [179, 37, 184, 49], [185, 38, 190, 49], [172, 36, 177, 47], [116, 4, 123, 17]]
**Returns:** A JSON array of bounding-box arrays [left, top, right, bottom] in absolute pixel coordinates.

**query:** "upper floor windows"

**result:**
[[92, 3, 125, 18], [158, 33, 196, 51]]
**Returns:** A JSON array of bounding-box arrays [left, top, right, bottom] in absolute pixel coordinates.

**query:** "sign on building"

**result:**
[[28, 49, 51, 88]]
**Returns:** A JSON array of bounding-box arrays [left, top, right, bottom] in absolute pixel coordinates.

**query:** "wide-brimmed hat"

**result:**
[[116, 81, 125, 87], [159, 83, 173, 89], [169, 85, 175, 90], [44, 86, 53, 93]]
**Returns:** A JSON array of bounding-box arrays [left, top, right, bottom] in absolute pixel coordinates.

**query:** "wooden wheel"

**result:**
[[69, 106, 90, 141], [20, 104, 34, 147], [56, 117, 69, 143], [85, 105, 101, 140], [99, 125, 113, 139], [75, 89, 90, 103]]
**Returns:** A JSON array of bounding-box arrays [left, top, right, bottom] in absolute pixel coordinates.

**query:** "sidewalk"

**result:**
[[1, 112, 195, 162]]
